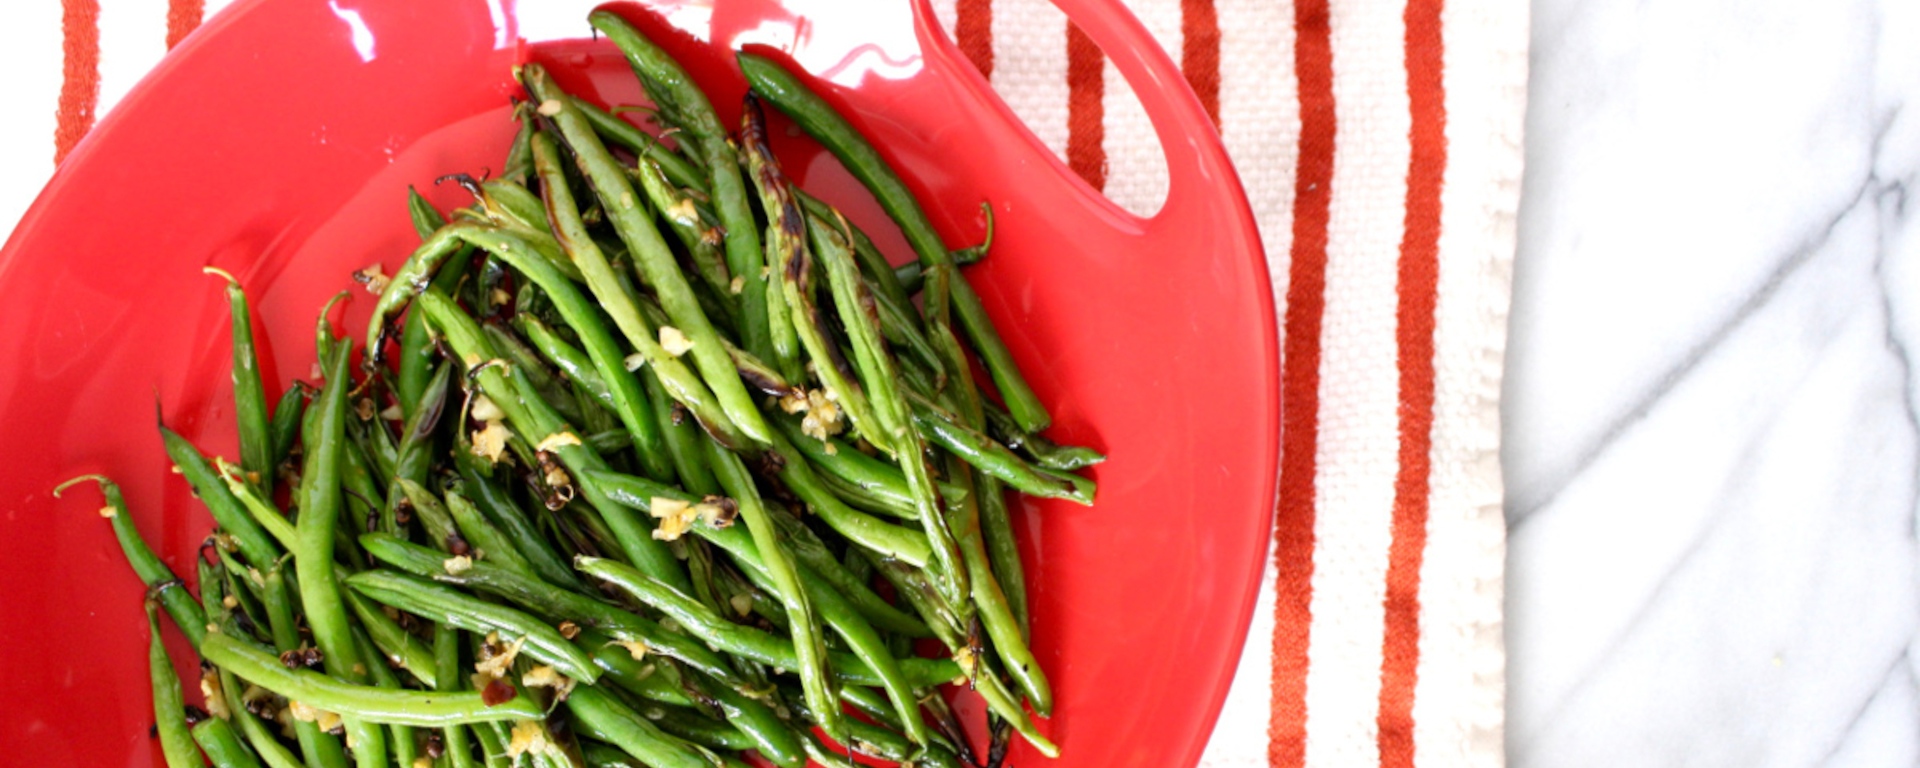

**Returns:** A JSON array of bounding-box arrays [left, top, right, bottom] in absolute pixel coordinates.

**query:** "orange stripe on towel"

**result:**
[[1270, 0, 1334, 764], [55, 0, 102, 164], [1065, 21, 1106, 190], [1377, 0, 1448, 764]]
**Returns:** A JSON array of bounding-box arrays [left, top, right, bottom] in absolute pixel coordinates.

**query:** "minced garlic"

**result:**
[[442, 555, 473, 575], [521, 665, 575, 699], [471, 420, 510, 463], [470, 395, 504, 421], [288, 701, 342, 734], [506, 719, 562, 759], [668, 198, 699, 225], [659, 326, 693, 356], [613, 639, 648, 661], [352, 264, 391, 295], [535, 432, 581, 452], [474, 635, 527, 679]]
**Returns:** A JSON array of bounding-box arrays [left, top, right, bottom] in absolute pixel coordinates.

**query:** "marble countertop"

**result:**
[[1505, 0, 1919, 764]]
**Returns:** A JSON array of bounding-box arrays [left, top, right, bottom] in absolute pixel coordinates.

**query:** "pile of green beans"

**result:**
[[72, 10, 1102, 768]]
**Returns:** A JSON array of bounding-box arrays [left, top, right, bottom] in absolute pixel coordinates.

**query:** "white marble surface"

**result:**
[[1506, 0, 1920, 765]]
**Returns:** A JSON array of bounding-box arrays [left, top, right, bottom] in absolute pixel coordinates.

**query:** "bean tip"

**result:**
[[52, 473, 108, 498], [200, 265, 240, 286]]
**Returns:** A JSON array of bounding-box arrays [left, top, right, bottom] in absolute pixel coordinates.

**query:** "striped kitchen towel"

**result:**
[[0, 0, 1522, 765], [933, 1, 1521, 765]]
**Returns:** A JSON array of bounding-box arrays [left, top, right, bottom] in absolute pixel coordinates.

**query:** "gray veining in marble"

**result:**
[[1505, 0, 1920, 765]]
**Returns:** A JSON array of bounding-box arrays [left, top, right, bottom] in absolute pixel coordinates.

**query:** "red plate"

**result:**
[[0, 1, 1274, 765]]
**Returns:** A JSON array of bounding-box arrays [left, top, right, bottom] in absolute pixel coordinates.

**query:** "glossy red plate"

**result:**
[[0, 1, 1273, 765]]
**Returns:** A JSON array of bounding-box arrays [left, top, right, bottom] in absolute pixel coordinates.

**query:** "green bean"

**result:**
[[190, 717, 261, 768], [291, 334, 389, 768], [524, 61, 771, 447], [738, 98, 808, 385], [484, 322, 586, 427], [629, 703, 755, 751], [976, 474, 1029, 639], [804, 223, 968, 608], [945, 462, 1050, 714], [695, 672, 807, 767], [358, 533, 736, 684], [399, 479, 460, 552], [871, 558, 965, 656], [516, 313, 613, 413], [206, 547, 267, 643], [383, 361, 452, 536], [764, 502, 929, 637], [416, 292, 690, 593], [268, 384, 307, 474], [810, 212, 903, 443], [454, 463, 584, 591], [345, 570, 598, 682], [205, 267, 274, 498], [260, 563, 350, 768], [814, 465, 914, 519], [433, 623, 478, 768], [338, 432, 387, 552], [526, 132, 683, 480], [215, 666, 301, 768], [642, 365, 718, 497], [800, 735, 861, 768], [631, 156, 734, 323], [912, 400, 1091, 504], [738, 52, 1052, 432], [584, 12, 776, 374], [876, 555, 1054, 756], [981, 403, 1106, 471], [409, 185, 449, 239], [744, 519, 933, 746], [577, 551, 951, 691], [565, 685, 710, 768], [157, 428, 280, 570], [444, 490, 536, 578], [773, 416, 930, 519], [764, 428, 932, 568], [477, 178, 551, 236], [508, 364, 688, 591], [369, 223, 488, 357], [501, 110, 537, 185], [779, 685, 966, 768], [572, 99, 704, 192], [194, 547, 227, 637], [339, 571, 437, 688], [579, 740, 645, 768], [573, 556, 814, 677], [353, 625, 419, 768], [144, 601, 201, 768], [203, 633, 542, 726], [207, 460, 298, 555], [891, 235, 990, 295], [791, 191, 912, 324], [579, 635, 693, 708], [56, 476, 208, 648], [582, 538, 931, 747], [793, 196, 946, 380], [471, 721, 509, 768], [525, 132, 741, 457], [400, 206, 473, 420]]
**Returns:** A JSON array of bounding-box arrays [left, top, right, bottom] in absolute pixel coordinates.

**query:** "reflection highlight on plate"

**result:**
[[327, 1, 377, 62]]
